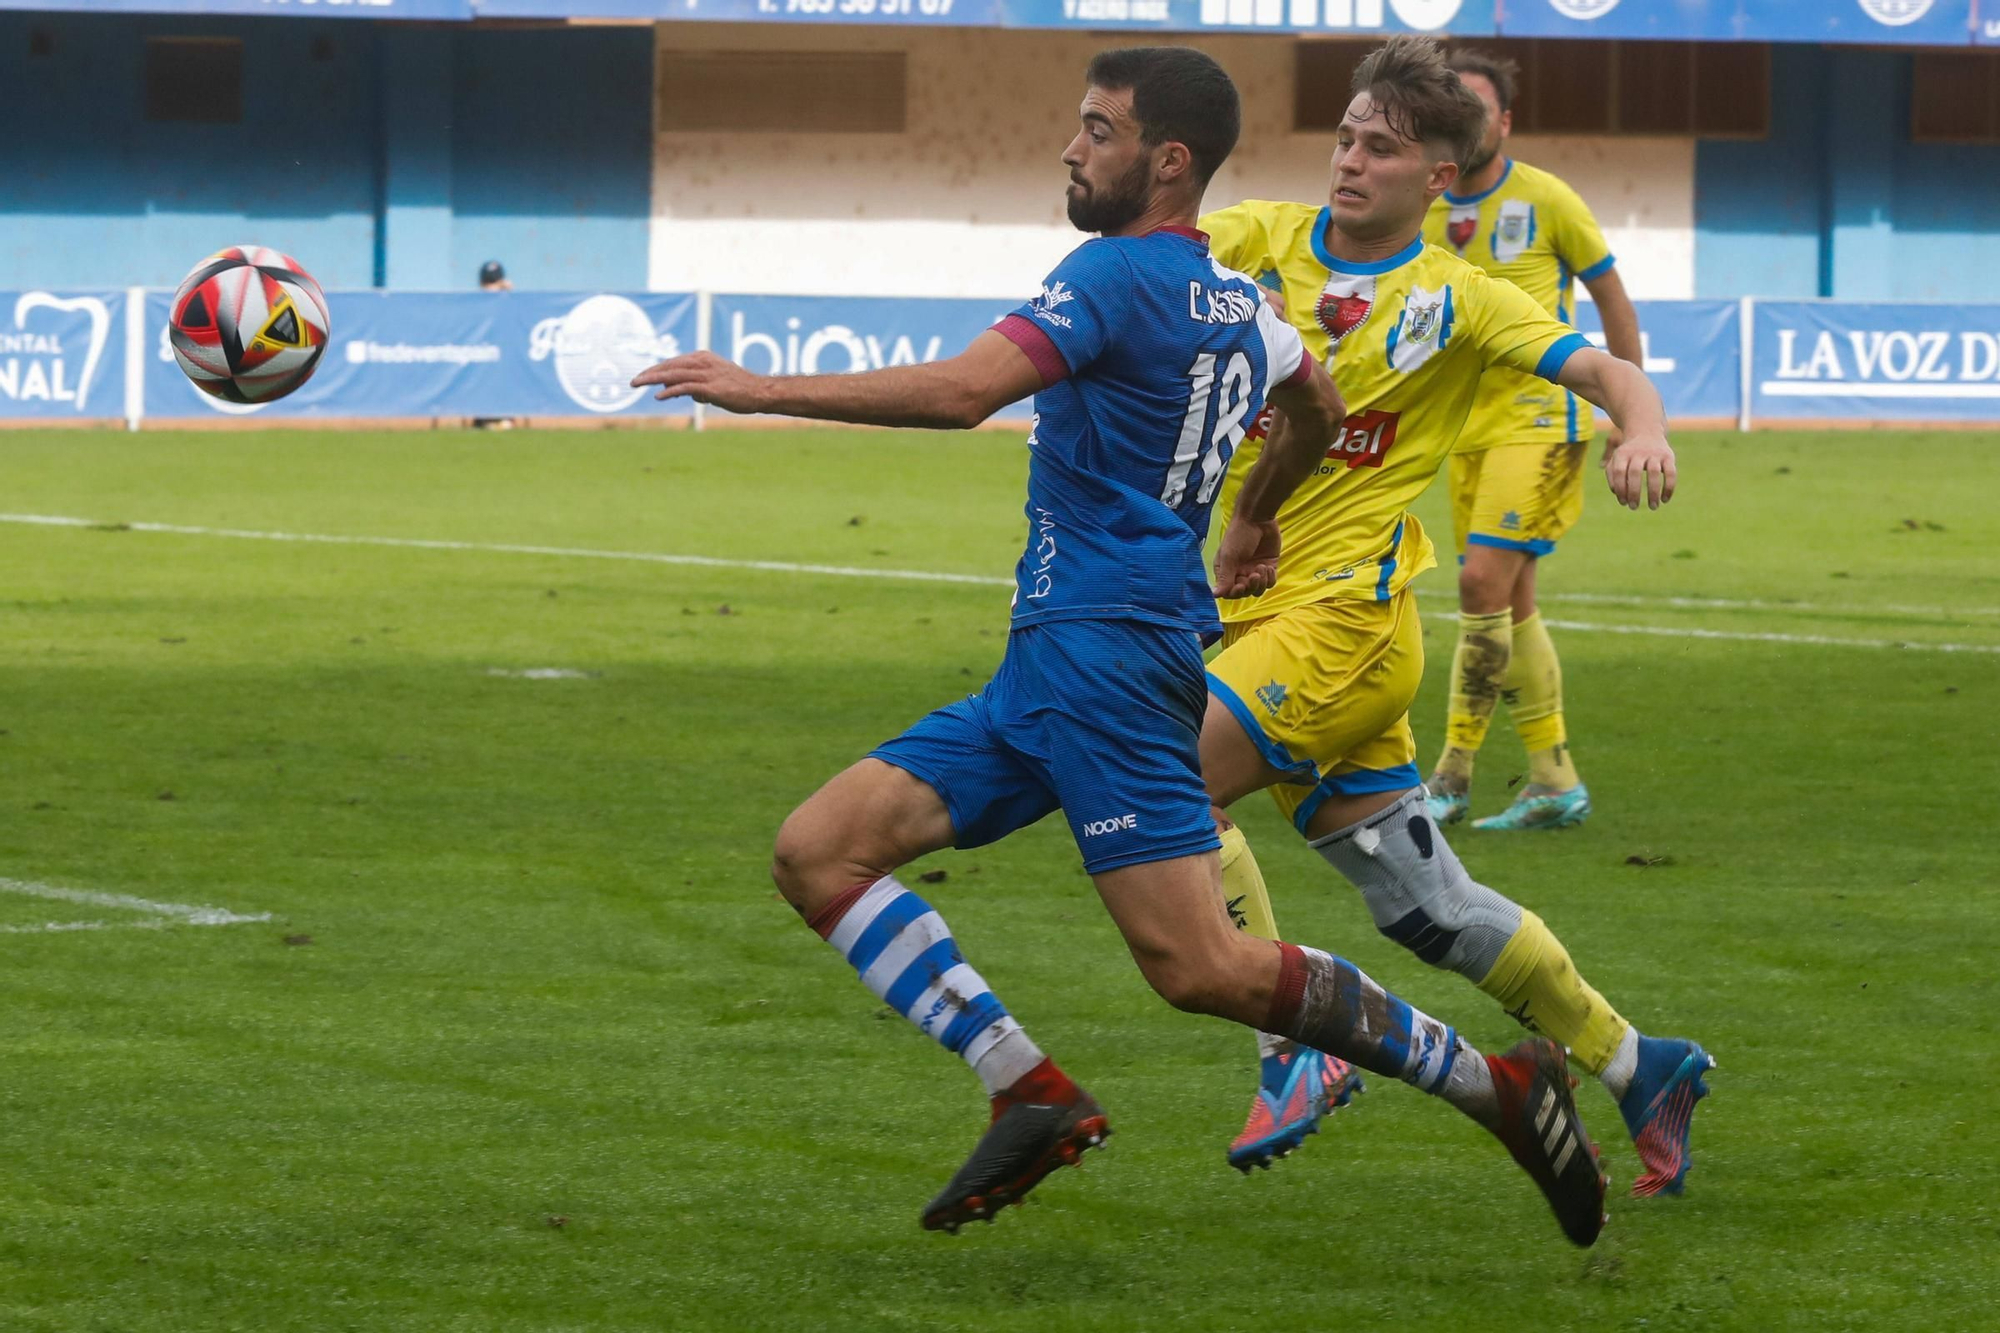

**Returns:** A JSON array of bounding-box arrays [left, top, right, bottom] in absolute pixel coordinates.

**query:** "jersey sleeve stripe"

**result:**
[[1576, 254, 1616, 282], [1534, 331, 1592, 382], [1282, 346, 1314, 387], [993, 313, 1071, 386]]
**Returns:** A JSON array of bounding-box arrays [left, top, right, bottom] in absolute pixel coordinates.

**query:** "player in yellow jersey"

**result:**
[[1418, 48, 1646, 831], [1193, 36, 1711, 1199]]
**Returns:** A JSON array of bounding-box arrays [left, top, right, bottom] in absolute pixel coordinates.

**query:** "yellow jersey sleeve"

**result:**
[[1460, 267, 1593, 385]]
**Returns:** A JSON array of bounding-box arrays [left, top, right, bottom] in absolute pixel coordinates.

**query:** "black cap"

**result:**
[[479, 260, 506, 284]]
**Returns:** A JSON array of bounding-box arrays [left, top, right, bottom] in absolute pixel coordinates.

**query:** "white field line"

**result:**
[[1536, 591, 2000, 619], [1539, 618, 2000, 655], [4, 512, 1997, 655], [0, 877, 271, 935], [0, 513, 1016, 588]]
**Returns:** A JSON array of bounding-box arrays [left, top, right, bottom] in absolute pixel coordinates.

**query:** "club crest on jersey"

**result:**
[[1445, 204, 1479, 252], [1386, 285, 1454, 375], [1314, 274, 1376, 348], [1492, 200, 1536, 264]]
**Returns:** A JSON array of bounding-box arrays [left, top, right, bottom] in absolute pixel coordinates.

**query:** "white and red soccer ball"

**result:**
[[168, 246, 330, 404]]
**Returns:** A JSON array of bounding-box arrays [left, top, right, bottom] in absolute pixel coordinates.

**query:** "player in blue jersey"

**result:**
[[632, 47, 1609, 1247]]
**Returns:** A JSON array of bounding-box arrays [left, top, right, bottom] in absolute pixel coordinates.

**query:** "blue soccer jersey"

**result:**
[[994, 227, 1311, 637]]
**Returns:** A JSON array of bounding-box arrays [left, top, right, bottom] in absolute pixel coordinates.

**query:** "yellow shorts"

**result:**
[[1206, 592, 1424, 835], [1449, 440, 1590, 557]]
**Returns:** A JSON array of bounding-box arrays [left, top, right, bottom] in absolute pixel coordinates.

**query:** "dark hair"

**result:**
[[1447, 47, 1521, 114], [1349, 35, 1488, 171], [1085, 47, 1241, 186]]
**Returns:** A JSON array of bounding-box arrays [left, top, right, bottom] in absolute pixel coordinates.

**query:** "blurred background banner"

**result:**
[[1500, 0, 1977, 45], [0, 290, 133, 420], [1752, 301, 2000, 423], [708, 293, 1033, 419], [26, 290, 2000, 426], [1572, 299, 1742, 423], [33, 0, 1975, 42], [138, 291, 697, 421], [0, 1, 475, 17], [474, 0, 1497, 33]]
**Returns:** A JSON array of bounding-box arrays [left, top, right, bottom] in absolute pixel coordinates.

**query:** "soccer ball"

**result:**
[[168, 246, 330, 403]]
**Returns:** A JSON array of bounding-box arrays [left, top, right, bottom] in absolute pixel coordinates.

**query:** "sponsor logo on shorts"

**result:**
[[1500, 509, 1523, 531], [1256, 680, 1288, 716], [1082, 814, 1139, 837]]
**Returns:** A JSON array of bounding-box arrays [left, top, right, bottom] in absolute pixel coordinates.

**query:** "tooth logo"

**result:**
[[1547, 0, 1621, 18], [10, 292, 110, 412], [1857, 0, 1932, 25]]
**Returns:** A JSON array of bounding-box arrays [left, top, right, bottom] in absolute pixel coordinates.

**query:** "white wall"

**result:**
[[651, 25, 1694, 300]]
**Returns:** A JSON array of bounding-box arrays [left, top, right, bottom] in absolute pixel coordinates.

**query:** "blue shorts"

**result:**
[[872, 619, 1220, 875]]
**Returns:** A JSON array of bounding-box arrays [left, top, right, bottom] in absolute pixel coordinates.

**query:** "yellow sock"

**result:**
[[1219, 823, 1291, 1061], [1218, 822, 1279, 940], [1434, 608, 1512, 787], [1505, 612, 1579, 790], [1475, 909, 1628, 1075]]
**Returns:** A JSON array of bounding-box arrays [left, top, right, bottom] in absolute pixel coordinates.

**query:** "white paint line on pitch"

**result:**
[[0, 513, 1015, 588], [4, 512, 1997, 655], [1539, 618, 2000, 655], [1538, 591, 2000, 619], [0, 877, 271, 935]]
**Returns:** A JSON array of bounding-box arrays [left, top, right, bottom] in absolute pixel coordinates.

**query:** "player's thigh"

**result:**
[[1008, 621, 1222, 877], [774, 757, 958, 898], [1242, 594, 1426, 837], [1091, 850, 1271, 1020]]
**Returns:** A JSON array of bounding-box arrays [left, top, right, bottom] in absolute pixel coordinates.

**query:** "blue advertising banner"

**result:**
[[140, 290, 696, 421], [0, 290, 131, 421], [1571, 298, 1741, 423], [1752, 301, 2000, 423], [710, 292, 1034, 418], [1500, 0, 1975, 45], [0, 0, 471, 17], [477, 0, 1497, 32], [1975, 0, 2000, 41], [22, 289, 2000, 427], [475, 0, 996, 23], [2, 0, 1974, 38]]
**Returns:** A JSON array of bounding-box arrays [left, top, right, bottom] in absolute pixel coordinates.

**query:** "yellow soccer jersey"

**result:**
[[1423, 159, 1615, 450], [1201, 200, 1590, 623]]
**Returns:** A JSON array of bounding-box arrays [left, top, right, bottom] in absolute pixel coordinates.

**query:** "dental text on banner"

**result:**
[[139, 290, 697, 421], [0, 290, 131, 421]]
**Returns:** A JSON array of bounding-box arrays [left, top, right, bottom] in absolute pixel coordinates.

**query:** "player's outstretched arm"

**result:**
[[629, 330, 1045, 431], [1553, 348, 1676, 511], [1213, 361, 1344, 599], [1581, 267, 1645, 465]]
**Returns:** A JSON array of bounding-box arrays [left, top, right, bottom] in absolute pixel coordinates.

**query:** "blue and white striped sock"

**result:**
[[812, 875, 1045, 1096]]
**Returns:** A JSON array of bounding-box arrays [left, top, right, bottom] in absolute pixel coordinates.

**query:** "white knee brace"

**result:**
[[1308, 787, 1522, 982]]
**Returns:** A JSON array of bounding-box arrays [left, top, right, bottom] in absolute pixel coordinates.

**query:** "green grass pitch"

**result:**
[[0, 426, 1993, 1331]]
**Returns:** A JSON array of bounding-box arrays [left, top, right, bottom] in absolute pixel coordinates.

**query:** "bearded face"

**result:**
[[1067, 152, 1155, 235]]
